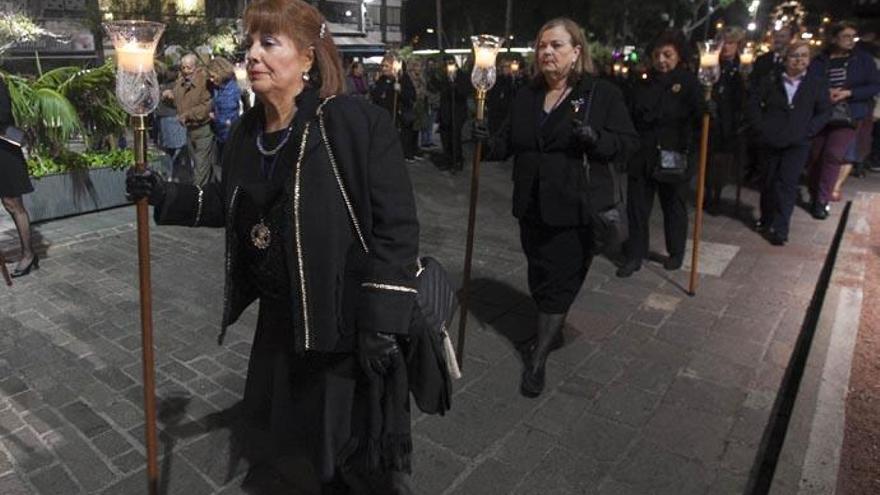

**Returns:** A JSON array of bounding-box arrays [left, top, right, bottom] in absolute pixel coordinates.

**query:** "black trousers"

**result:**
[[758, 144, 810, 239], [625, 174, 688, 263], [399, 126, 418, 160], [439, 117, 465, 170], [519, 216, 593, 314]]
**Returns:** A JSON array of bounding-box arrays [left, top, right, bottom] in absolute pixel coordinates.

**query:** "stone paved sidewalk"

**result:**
[[1, 156, 877, 495]]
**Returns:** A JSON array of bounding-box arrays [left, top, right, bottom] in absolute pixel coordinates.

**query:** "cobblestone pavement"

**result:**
[[1, 153, 877, 495]]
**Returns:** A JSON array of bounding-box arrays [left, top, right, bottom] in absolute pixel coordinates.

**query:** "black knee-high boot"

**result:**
[[520, 312, 566, 398]]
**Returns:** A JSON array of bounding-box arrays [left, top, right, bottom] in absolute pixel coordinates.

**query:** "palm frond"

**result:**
[[31, 87, 83, 149], [0, 72, 36, 127], [33, 66, 80, 91]]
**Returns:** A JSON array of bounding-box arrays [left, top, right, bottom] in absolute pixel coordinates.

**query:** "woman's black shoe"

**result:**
[[811, 202, 829, 220], [520, 312, 565, 398], [615, 260, 641, 278], [11, 254, 38, 278], [663, 254, 683, 271], [768, 232, 787, 246]]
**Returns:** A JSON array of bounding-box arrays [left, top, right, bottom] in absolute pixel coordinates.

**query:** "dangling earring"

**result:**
[[302, 72, 310, 82]]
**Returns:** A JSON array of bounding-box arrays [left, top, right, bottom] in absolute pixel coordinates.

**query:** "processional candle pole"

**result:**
[[103, 20, 165, 495], [734, 44, 755, 210], [456, 34, 502, 365], [392, 58, 403, 126], [689, 40, 721, 296]]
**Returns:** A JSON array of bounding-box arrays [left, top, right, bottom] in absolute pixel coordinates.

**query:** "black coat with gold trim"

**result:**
[[153, 88, 420, 353]]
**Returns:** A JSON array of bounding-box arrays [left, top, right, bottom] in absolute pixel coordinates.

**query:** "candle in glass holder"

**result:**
[[510, 60, 520, 73], [116, 41, 155, 73], [700, 51, 719, 69], [474, 47, 496, 69], [740, 50, 754, 66]]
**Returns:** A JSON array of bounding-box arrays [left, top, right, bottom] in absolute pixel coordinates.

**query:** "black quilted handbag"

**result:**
[[316, 104, 460, 415], [405, 257, 460, 415]]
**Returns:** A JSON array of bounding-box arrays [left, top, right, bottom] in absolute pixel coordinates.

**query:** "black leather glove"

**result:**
[[706, 99, 719, 119], [125, 167, 167, 206], [359, 331, 401, 376], [571, 118, 599, 149], [472, 120, 490, 141]]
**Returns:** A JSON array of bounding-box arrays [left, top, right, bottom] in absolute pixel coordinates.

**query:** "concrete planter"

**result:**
[[23, 161, 161, 223]]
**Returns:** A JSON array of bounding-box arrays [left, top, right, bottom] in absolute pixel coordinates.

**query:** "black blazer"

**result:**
[[485, 75, 639, 227], [155, 88, 420, 353], [749, 52, 782, 87], [626, 67, 703, 178], [370, 74, 417, 124], [747, 71, 831, 149]]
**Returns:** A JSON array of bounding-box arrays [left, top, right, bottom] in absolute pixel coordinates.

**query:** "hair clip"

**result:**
[[319, 22, 327, 39]]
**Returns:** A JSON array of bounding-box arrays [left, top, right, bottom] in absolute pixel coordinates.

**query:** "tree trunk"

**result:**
[[381, 0, 387, 43], [436, 0, 443, 50]]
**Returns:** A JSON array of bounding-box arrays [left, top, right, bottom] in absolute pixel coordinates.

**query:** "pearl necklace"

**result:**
[[256, 122, 295, 156]]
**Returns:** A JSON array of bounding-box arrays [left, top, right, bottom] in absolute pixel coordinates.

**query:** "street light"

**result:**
[[690, 40, 721, 296], [103, 20, 165, 495], [456, 34, 503, 364]]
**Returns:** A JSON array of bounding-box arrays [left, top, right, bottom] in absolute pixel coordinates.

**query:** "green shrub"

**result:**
[[26, 148, 136, 178]]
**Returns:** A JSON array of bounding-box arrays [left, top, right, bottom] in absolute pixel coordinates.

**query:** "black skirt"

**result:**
[[0, 142, 32, 197], [242, 299, 364, 485]]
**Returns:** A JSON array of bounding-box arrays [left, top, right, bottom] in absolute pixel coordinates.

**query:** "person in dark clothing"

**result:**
[[750, 24, 794, 85], [0, 76, 38, 278], [437, 57, 470, 172], [126, 1, 419, 493], [618, 30, 703, 278], [370, 55, 419, 162], [707, 27, 747, 214], [806, 21, 880, 218], [473, 18, 638, 398], [748, 41, 831, 245], [746, 25, 795, 185], [486, 60, 517, 135]]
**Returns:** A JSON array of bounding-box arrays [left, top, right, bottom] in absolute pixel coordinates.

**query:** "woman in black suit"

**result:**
[[474, 17, 638, 398], [127, 1, 419, 492], [617, 31, 703, 278], [747, 40, 831, 245], [370, 54, 418, 161], [0, 76, 38, 277]]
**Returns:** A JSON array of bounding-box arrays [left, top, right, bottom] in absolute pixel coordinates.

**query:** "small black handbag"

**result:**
[[652, 148, 689, 182], [580, 83, 629, 255], [827, 101, 855, 128], [0, 125, 25, 148]]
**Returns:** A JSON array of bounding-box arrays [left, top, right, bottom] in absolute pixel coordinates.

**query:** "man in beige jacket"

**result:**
[[165, 53, 216, 186]]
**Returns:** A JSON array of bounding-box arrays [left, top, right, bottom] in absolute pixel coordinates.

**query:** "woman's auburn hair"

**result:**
[[243, 0, 345, 98], [530, 17, 595, 87]]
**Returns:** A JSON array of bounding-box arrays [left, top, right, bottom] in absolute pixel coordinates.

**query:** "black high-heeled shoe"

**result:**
[[11, 254, 39, 278]]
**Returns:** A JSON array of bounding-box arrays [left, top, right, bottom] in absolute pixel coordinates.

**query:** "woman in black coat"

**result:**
[[475, 18, 638, 398], [618, 31, 703, 278], [747, 40, 831, 245], [0, 77, 38, 277], [370, 55, 418, 161], [127, 1, 419, 493], [706, 27, 747, 214]]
